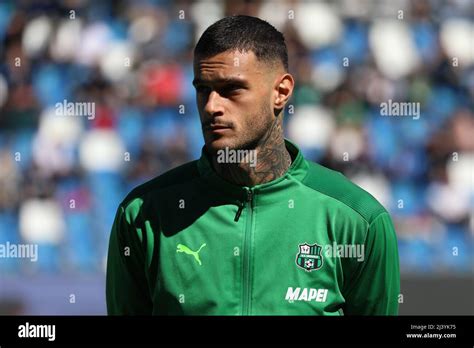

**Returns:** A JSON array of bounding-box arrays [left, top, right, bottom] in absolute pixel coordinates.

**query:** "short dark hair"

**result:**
[[194, 15, 288, 71]]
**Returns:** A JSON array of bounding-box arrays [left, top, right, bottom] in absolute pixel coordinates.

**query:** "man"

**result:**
[[106, 15, 400, 315]]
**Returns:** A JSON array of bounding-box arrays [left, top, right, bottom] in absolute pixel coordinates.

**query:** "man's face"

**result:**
[[193, 50, 276, 154]]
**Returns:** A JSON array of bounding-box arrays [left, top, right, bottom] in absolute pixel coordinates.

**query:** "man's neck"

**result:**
[[211, 117, 292, 187]]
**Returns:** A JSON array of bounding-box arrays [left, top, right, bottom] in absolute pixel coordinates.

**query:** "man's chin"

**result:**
[[204, 136, 239, 155]]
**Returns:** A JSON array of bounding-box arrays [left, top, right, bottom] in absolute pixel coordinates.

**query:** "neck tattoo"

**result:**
[[211, 117, 292, 187]]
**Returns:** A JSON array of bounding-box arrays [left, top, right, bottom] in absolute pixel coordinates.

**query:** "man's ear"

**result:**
[[273, 73, 294, 113]]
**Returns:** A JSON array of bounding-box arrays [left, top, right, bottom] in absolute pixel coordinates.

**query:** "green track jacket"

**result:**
[[106, 139, 400, 315]]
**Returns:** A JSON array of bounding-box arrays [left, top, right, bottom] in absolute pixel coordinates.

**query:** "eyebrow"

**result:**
[[192, 76, 248, 87]]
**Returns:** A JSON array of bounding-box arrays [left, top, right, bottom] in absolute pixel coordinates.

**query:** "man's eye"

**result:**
[[220, 85, 242, 95], [196, 86, 211, 94]]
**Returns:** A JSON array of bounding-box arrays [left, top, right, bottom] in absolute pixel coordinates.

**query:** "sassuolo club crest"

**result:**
[[296, 242, 323, 271]]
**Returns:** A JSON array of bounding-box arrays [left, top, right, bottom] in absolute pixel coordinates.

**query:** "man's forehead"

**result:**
[[193, 50, 262, 76]]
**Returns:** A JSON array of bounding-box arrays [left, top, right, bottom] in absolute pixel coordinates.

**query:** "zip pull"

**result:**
[[234, 189, 253, 222], [234, 202, 244, 222]]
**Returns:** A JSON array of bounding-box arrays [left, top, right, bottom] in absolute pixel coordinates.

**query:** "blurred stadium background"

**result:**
[[0, 0, 472, 315]]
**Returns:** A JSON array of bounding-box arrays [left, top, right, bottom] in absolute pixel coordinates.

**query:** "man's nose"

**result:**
[[204, 90, 224, 116]]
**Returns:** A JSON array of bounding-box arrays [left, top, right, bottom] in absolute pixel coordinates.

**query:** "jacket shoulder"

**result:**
[[121, 160, 200, 207], [302, 161, 387, 224]]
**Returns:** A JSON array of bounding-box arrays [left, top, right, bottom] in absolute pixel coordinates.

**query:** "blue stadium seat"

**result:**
[[0, 211, 20, 273], [64, 211, 96, 272]]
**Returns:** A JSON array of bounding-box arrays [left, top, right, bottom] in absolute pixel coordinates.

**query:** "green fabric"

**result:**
[[106, 139, 400, 315]]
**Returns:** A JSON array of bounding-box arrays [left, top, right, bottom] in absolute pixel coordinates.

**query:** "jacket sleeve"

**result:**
[[106, 205, 153, 315], [342, 212, 400, 315]]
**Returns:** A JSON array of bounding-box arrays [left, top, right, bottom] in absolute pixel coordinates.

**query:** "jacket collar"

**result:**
[[197, 139, 309, 199]]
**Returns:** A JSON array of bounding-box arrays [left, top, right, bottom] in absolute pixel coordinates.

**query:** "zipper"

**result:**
[[241, 188, 254, 315], [234, 189, 253, 222]]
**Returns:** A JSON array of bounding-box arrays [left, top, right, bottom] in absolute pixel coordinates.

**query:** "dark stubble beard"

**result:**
[[232, 101, 275, 152]]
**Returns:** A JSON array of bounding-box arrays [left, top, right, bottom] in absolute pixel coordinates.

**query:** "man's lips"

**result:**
[[209, 127, 231, 135], [203, 124, 233, 133], [210, 124, 230, 130]]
